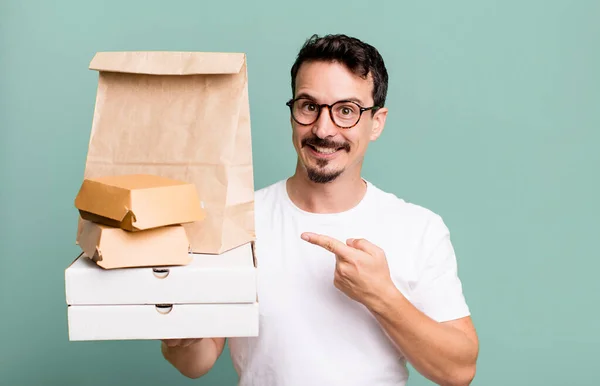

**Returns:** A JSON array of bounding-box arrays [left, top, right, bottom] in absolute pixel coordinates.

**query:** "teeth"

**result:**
[[313, 146, 337, 154]]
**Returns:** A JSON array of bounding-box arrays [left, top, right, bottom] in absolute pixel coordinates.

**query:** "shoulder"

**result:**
[[254, 179, 285, 206], [366, 181, 446, 232], [364, 181, 452, 261], [252, 179, 290, 238], [253, 179, 288, 220]]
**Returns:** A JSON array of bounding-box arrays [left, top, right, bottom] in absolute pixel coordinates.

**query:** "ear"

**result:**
[[369, 107, 388, 141]]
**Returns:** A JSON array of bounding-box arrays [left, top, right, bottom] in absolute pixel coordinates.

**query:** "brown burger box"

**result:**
[[74, 174, 206, 232]]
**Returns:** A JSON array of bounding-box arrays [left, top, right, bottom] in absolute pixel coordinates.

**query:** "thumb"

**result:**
[[346, 238, 381, 255], [163, 339, 181, 347], [346, 238, 364, 248]]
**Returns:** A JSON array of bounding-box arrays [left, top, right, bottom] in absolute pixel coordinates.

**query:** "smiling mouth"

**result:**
[[301, 136, 350, 156], [308, 145, 342, 155]]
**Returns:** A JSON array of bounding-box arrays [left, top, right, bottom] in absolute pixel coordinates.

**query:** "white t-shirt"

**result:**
[[228, 179, 470, 386]]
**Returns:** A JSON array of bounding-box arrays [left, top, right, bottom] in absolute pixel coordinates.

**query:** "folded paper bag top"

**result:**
[[74, 174, 205, 232], [88, 51, 246, 75]]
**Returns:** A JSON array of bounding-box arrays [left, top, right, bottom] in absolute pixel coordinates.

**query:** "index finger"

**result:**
[[301, 232, 353, 258]]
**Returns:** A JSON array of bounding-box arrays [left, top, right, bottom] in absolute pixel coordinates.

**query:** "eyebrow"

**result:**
[[295, 93, 366, 106], [295, 92, 318, 101], [342, 97, 366, 105]]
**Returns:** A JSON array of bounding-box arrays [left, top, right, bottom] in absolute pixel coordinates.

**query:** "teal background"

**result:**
[[1, 0, 598, 385]]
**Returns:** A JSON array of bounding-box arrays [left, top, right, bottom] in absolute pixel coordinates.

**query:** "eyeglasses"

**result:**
[[286, 97, 380, 129]]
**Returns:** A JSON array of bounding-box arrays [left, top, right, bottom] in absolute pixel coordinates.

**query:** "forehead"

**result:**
[[294, 60, 374, 105]]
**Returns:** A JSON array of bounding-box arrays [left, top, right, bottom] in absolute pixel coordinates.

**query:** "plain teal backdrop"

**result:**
[[1, 0, 599, 385]]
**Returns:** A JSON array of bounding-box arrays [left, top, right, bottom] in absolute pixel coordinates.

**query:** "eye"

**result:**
[[335, 104, 357, 116], [301, 101, 317, 112]]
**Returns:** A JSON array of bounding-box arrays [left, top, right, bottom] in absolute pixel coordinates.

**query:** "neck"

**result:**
[[286, 162, 367, 214]]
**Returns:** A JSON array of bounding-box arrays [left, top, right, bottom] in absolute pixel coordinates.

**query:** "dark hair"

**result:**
[[290, 34, 388, 108]]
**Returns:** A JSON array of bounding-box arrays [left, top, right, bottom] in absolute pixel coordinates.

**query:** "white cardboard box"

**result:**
[[67, 303, 259, 341], [65, 242, 258, 341], [66, 241, 257, 305]]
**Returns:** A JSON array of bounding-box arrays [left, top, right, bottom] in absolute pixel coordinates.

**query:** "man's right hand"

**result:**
[[160, 337, 226, 379], [162, 338, 203, 348]]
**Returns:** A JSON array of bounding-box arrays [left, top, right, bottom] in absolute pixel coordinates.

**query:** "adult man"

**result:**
[[161, 34, 479, 386]]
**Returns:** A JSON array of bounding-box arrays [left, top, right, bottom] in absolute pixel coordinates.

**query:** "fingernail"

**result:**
[[301, 233, 309, 241]]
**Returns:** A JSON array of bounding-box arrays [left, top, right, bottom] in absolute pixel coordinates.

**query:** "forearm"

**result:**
[[161, 338, 225, 379], [367, 288, 477, 386]]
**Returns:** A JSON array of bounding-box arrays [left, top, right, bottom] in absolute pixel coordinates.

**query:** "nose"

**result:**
[[312, 106, 338, 138]]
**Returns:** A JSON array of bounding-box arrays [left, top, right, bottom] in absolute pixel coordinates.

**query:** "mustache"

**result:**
[[301, 136, 351, 152]]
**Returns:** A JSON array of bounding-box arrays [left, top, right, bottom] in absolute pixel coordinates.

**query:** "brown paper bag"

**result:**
[[80, 51, 255, 254]]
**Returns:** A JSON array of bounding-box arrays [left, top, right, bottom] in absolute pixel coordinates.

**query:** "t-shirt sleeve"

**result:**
[[410, 214, 471, 322]]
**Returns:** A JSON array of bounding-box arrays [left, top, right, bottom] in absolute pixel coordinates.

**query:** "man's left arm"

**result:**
[[301, 228, 479, 386], [368, 284, 478, 386]]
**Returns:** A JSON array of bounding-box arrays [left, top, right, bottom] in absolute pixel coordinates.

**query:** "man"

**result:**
[[161, 34, 479, 386]]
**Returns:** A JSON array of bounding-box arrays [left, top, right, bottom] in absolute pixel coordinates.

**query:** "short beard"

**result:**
[[301, 135, 349, 183], [306, 165, 344, 183]]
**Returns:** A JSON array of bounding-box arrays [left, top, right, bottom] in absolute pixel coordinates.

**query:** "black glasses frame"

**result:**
[[286, 97, 380, 129]]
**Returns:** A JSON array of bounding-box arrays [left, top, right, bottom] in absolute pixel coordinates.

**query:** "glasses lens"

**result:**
[[331, 101, 360, 127], [292, 99, 319, 124]]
